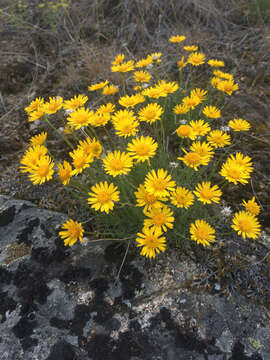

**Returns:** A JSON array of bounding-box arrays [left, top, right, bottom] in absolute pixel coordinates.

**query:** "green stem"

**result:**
[[44, 116, 74, 149]]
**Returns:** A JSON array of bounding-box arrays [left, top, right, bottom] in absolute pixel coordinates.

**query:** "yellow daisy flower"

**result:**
[[219, 153, 253, 185], [136, 56, 153, 68], [184, 45, 198, 51], [173, 104, 189, 115], [69, 148, 93, 176], [208, 59, 225, 67], [43, 96, 63, 115], [59, 219, 84, 246], [96, 103, 115, 115], [194, 181, 222, 205], [211, 77, 221, 88], [102, 84, 119, 95], [217, 79, 239, 95], [112, 53, 125, 65], [136, 227, 166, 259], [202, 105, 221, 119], [134, 70, 151, 83], [28, 107, 45, 122], [176, 124, 196, 140], [138, 103, 163, 124], [242, 197, 260, 216], [77, 137, 102, 159], [57, 161, 72, 186], [189, 141, 214, 161], [189, 120, 211, 137], [29, 132, 47, 146], [119, 94, 145, 108], [20, 145, 48, 173], [127, 136, 158, 163], [111, 60, 134, 73], [169, 35, 186, 43], [88, 80, 109, 91], [228, 118, 251, 131], [157, 80, 179, 96], [103, 151, 133, 177], [28, 155, 54, 185], [89, 112, 110, 127], [178, 149, 210, 171], [170, 186, 194, 209], [207, 130, 231, 148], [135, 185, 164, 211], [190, 219, 215, 247], [67, 107, 93, 129], [177, 56, 187, 70], [24, 97, 44, 114], [142, 86, 165, 99], [63, 94, 88, 111], [88, 181, 120, 214], [232, 211, 261, 239], [144, 169, 176, 197], [182, 95, 201, 110], [144, 205, 174, 233], [213, 70, 233, 80], [190, 88, 207, 102], [113, 116, 139, 138], [187, 52, 205, 66]]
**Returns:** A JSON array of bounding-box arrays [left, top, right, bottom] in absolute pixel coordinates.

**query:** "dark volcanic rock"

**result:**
[[0, 195, 270, 360]]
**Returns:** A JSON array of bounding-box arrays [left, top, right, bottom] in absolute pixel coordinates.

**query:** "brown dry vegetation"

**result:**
[[0, 0, 269, 217]]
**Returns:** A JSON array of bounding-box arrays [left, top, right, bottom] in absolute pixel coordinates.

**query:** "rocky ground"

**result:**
[[1, 195, 270, 360]]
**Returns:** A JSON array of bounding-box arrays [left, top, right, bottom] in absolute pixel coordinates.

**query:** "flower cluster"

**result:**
[[20, 34, 262, 256]]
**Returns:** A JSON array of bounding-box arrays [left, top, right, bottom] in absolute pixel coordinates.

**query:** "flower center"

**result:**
[[136, 144, 151, 156], [110, 159, 124, 171], [97, 191, 111, 204], [70, 226, 81, 238], [145, 235, 158, 248], [200, 189, 213, 200], [76, 114, 89, 124], [196, 227, 208, 240], [144, 192, 156, 204], [60, 169, 70, 181], [153, 179, 166, 191], [73, 157, 85, 169], [186, 152, 200, 165], [239, 219, 252, 233], [37, 164, 50, 177], [227, 167, 241, 179], [152, 212, 166, 226]]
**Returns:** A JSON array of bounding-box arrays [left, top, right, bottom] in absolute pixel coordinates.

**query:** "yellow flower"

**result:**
[[119, 94, 145, 108], [69, 148, 93, 176], [43, 97, 63, 115], [78, 137, 102, 159], [96, 103, 115, 115], [59, 219, 84, 246], [89, 112, 110, 127], [134, 70, 151, 83], [135, 185, 164, 211], [203, 105, 221, 119], [57, 161, 72, 185], [111, 60, 134, 72], [144, 205, 174, 233], [211, 77, 221, 88], [182, 95, 201, 110], [88, 181, 120, 214], [136, 56, 153, 68], [242, 197, 260, 216], [228, 118, 250, 131], [194, 181, 222, 205], [28, 108, 45, 122], [67, 107, 93, 129], [142, 86, 165, 99], [29, 132, 47, 146], [189, 141, 214, 161], [127, 136, 158, 163], [157, 80, 179, 96], [189, 120, 211, 137], [136, 227, 166, 259], [178, 149, 210, 171], [190, 88, 207, 102], [88, 80, 109, 91], [177, 56, 187, 70], [112, 110, 139, 138], [176, 124, 196, 140], [219, 153, 253, 185], [190, 219, 215, 247], [170, 186, 194, 209], [184, 45, 198, 51], [217, 79, 239, 95], [24, 97, 44, 114], [138, 103, 163, 124], [232, 211, 261, 239], [207, 130, 231, 148], [102, 84, 119, 95], [144, 169, 176, 197], [63, 94, 88, 111], [213, 70, 233, 80], [20, 145, 48, 173], [208, 59, 225, 67], [173, 104, 189, 115], [28, 155, 54, 185], [187, 52, 205, 66], [112, 53, 125, 65], [103, 151, 133, 177], [169, 35, 186, 43]]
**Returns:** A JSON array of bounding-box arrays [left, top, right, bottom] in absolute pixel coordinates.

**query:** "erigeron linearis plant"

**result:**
[[20, 34, 262, 259]]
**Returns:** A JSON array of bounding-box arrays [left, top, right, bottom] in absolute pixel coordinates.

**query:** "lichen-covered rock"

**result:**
[[0, 195, 269, 360]]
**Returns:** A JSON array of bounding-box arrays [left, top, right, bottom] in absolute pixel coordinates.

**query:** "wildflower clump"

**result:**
[[20, 34, 262, 254]]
